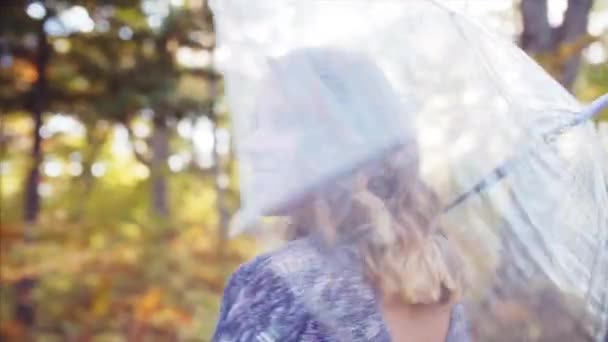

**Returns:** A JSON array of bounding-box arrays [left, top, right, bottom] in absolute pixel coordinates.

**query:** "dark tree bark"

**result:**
[[520, 0, 594, 90], [520, 0, 553, 52], [557, 0, 593, 89], [203, 1, 230, 255], [17, 9, 51, 336], [23, 14, 49, 228], [212, 119, 230, 255], [151, 116, 170, 218], [124, 117, 170, 220]]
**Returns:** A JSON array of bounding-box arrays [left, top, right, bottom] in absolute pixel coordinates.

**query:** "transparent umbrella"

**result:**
[[210, 0, 608, 340]]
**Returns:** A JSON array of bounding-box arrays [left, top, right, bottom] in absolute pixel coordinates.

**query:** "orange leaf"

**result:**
[[134, 288, 163, 321], [0, 320, 26, 341]]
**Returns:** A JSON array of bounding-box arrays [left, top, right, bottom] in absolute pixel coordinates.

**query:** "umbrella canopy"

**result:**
[[211, 0, 608, 340]]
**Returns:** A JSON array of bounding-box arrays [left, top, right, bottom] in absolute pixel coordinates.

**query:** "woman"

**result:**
[[213, 47, 470, 342]]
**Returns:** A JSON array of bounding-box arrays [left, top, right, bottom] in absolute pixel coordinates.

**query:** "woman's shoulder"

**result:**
[[213, 238, 387, 341], [222, 239, 321, 299], [227, 238, 327, 285], [213, 240, 318, 341], [236, 237, 371, 297]]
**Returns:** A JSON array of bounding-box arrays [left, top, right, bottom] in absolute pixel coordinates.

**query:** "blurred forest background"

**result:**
[[0, 0, 607, 341]]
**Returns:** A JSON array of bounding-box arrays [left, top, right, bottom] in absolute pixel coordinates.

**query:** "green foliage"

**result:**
[[0, 1, 243, 340], [576, 39, 608, 120], [1, 128, 251, 339]]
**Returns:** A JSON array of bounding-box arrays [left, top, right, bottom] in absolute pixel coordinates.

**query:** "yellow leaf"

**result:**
[[134, 288, 163, 321]]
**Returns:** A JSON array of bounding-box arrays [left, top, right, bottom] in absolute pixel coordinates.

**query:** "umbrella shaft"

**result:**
[[444, 93, 608, 212]]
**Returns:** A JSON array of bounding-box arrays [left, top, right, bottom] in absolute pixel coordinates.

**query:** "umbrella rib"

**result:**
[[444, 93, 608, 212]]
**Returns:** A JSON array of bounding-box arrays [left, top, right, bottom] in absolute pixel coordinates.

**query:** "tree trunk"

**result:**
[[204, 2, 231, 255], [73, 125, 110, 221], [18, 11, 50, 336], [151, 116, 169, 218], [520, 0, 553, 52], [212, 121, 230, 255], [556, 0, 593, 89], [209, 76, 229, 253], [23, 15, 49, 228], [520, 0, 593, 91]]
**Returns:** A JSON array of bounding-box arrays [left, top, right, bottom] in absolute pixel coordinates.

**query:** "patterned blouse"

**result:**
[[213, 237, 470, 341]]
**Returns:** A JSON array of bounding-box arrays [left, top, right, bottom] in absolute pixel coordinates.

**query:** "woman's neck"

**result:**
[[380, 294, 454, 342]]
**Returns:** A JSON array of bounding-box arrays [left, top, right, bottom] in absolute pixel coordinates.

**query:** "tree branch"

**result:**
[[520, 0, 553, 52], [557, 0, 593, 89], [520, 0, 594, 90], [121, 121, 151, 166]]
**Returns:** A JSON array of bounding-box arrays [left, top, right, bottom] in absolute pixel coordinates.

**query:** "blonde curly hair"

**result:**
[[287, 149, 466, 305], [270, 47, 467, 305]]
